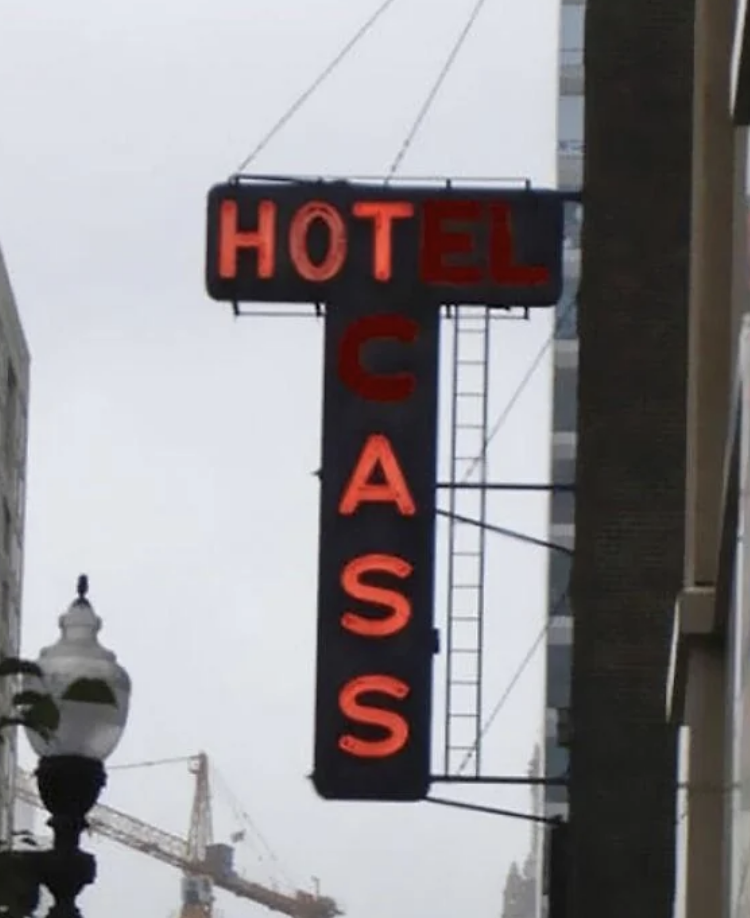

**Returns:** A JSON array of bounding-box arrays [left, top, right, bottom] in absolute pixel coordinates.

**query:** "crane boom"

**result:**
[[15, 769, 341, 918], [15, 769, 188, 867]]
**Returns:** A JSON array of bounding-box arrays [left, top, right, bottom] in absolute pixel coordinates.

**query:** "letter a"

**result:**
[[338, 434, 416, 516]]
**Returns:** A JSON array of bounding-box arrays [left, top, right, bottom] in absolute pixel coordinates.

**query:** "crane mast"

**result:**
[[14, 759, 341, 918], [183, 753, 213, 918]]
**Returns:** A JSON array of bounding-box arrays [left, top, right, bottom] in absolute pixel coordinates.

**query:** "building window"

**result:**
[[549, 616, 573, 646], [544, 740, 569, 804], [552, 430, 577, 458], [2, 502, 11, 557], [548, 551, 572, 602], [550, 521, 575, 544], [546, 740, 569, 778], [1, 583, 10, 654], [557, 708, 571, 747], [554, 340, 579, 371], [552, 454, 576, 487], [547, 645, 572, 707], [550, 590, 571, 619], [15, 473, 24, 522], [551, 490, 575, 526], [561, 5, 584, 50], [564, 203, 583, 247], [10, 535, 21, 583], [4, 365, 17, 467], [559, 95, 584, 144], [552, 366, 578, 431], [555, 289, 578, 340]]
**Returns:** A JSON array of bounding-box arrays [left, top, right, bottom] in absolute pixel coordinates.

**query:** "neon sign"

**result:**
[[205, 178, 565, 801], [206, 181, 564, 307], [312, 297, 439, 801]]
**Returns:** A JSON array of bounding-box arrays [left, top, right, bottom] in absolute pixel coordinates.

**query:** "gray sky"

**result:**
[[0, 1, 560, 916]]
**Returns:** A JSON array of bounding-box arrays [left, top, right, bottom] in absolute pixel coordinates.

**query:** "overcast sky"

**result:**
[[0, 2, 560, 917]]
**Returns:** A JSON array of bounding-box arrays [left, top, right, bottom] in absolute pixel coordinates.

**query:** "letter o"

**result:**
[[289, 202, 347, 282]]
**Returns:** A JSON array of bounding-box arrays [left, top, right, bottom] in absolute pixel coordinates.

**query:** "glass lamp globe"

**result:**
[[24, 575, 131, 762]]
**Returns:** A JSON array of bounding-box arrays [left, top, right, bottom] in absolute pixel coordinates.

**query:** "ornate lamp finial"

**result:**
[[77, 574, 89, 600]]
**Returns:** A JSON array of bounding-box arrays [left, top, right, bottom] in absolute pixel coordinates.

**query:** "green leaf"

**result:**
[[62, 677, 117, 706], [23, 695, 60, 733], [11, 691, 48, 709], [0, 714, 51, 741], [0, 659, 42, 679], [0, 852, 40, 918], [9, 833, 37, 849]]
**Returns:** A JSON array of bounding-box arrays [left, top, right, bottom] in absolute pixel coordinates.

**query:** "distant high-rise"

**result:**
[[0, 246, 30, 844], [539, 0, 583, 911], [501, 746, 543, 918]]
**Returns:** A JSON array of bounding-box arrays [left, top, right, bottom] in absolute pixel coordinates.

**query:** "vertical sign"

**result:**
[[205, 178, 565, 802], [313, 295, 440, 801]]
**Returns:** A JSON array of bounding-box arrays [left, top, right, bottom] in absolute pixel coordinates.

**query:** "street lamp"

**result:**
[[19, 575, 131, 918]]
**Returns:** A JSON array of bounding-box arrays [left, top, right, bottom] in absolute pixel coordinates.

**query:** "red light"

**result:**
[[338, 675, 410, 759], [338, 434, 416, 517], [338, 313, 418, 402], [218, 199, 276, 280], [288, 201, 347, 282], [340, 554, 413, 638]]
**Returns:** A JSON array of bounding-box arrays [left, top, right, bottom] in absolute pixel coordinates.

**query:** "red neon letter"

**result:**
[[489, 203, 550, 286], [218, 199, 276, 279], [338, 434, 416, 516], [420, 200, 482, 285], [338, 675, 410, 758], [338, 314, 418, 402], [341, 554, 413, 638], [352, 201, 414, 281], [289, 201, 347, 282]]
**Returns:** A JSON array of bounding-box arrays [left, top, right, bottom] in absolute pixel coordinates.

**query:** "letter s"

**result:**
[[341, 554, 412, 638], [338, 675, 410, 758]]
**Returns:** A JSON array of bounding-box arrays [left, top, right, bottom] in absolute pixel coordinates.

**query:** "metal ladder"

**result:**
[[443, 305, 491, 777]]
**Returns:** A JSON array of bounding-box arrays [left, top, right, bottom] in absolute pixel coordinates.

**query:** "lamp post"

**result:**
[[20, 575, 131, 918]]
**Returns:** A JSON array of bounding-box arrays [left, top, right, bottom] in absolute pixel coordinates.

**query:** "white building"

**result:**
[[0, 245, 30, 845]]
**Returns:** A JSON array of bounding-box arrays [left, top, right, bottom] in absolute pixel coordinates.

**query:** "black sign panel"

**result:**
[[206, 181, 564, 307], [312, 293, 440, 801]]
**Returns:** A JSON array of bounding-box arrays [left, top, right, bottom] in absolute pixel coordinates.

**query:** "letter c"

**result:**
[[338, 314, 418, 402]]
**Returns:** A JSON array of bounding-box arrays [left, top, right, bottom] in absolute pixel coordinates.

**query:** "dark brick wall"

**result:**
[[567, 1, 693, 916]]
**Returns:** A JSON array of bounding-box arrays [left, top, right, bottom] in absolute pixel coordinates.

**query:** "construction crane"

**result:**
[[15, 753, 342, 918]]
